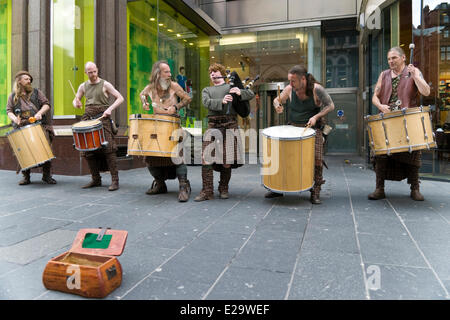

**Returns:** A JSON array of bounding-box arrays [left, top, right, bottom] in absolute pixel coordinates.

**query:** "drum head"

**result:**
[[262, 125, 315, 140], [72, 119, 101, 129]]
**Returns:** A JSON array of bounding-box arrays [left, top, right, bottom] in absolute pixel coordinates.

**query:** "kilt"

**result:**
[[202, 115, 244, 169], [372, 151, 422, 181]]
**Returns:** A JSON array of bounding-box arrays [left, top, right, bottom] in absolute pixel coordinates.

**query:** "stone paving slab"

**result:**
[[0, 155, 448, 300]]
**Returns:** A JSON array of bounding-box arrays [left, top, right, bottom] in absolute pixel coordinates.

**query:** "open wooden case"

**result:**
[[42, 228, 128, 298]]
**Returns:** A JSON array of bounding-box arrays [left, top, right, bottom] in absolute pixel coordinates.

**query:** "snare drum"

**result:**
[[6, 123, 55, 171], [366, 106, 437, 156], [72, 119, 107, 152], [127, 114, 182, 158], [261, 125, 315, 193]]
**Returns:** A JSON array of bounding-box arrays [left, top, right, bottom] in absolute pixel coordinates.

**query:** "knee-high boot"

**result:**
[[194, 166, 214, 201], [368, 158, 386, 200], [42, 161, 57, 184], [19, 169, 31, 185], [408, 165, 424, 201], [105, 152, 119, 191], [82, 155, 102, 188], [310, 165, 325, 204], [218, 166, 232, 199], [178, 174, 191, 202]]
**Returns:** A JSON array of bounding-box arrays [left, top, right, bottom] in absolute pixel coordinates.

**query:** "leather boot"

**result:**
[[194, 166, 214, 202], [82, 156, 102, 188], [146, 179, 168, 195], [218, 167, 231, 199], [408, 166, 424, 201], [410, 184, 424, 201], [106, 153, 119, 191], [178, 175, 191, 202], [19, 169, 31, 185], [42, 162, 57, 184], [310, 165, 324, 204], [368, 188, 386, 200], [368, 171, 385, 200]]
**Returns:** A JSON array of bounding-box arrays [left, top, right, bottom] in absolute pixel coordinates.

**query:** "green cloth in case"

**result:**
[[82, 233, 112, 249]]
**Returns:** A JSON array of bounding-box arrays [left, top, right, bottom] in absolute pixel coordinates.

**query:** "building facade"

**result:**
[[0, 0, 448, 180]]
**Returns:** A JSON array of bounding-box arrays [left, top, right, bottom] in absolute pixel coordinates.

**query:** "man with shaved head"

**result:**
[[73, 62, 124, 191]]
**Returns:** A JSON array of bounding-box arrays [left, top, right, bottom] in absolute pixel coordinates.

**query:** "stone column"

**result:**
[[96, 0, 128, 128]]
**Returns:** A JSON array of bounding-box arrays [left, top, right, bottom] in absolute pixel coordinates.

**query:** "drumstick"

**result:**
[[68, 80, 77, 96]]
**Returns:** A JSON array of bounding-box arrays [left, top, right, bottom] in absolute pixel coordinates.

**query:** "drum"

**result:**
[[261, 125, 315, 193], [72, 119, 107, 152], [6, 123, 55, 171], [366, 106, 437, 156], [127, 114, 182, 158]]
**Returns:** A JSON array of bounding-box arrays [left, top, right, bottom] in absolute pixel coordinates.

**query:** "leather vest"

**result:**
[[379, 68, 418, 108]]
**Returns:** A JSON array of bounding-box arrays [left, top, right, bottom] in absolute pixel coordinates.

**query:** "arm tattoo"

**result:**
[[315, 86, 333, 107]]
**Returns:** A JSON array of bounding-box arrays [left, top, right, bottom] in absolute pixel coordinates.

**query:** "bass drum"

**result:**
[[261, 125, 315, 193], [6, 123, 55, 171]]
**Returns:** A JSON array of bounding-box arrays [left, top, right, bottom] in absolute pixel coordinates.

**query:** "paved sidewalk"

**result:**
[[0, 155, 448, 300]]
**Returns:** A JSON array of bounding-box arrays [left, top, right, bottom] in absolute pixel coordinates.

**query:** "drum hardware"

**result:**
[[366, 106, 436, 155]]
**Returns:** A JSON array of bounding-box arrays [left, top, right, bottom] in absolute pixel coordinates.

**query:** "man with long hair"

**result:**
[[194, 63, 255, 201], [266, 65, 335, 204], [369, 46, 430, 201], [73, 62, 124, 191], [140, 60, 192, 202], [6, 71, 57, 185]]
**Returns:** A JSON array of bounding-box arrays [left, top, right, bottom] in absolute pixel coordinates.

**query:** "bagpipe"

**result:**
[[225, 70, 259, 118]]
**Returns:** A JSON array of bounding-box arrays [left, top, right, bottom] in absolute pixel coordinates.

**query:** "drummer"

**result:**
[[139, 60, 192, 202], [6, 71, 57, 185], [369, 46, 430, 201], [265, 65, 335, 204], [73, 62, 124, 191]]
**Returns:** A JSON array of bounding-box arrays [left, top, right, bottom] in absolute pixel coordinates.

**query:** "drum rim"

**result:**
[[129, 117, 181, 125], [72, 123, 103, 132], [365, 106, 431, 121], [262, 184, 313, 194], [261, 125, 316, 140], [20, 158, 55, 171], [5, 123, 40, 136]]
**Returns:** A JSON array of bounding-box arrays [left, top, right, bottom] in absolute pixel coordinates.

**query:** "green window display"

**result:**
[[127, 0, 210, 129], [0, 0, 11, 127], [52, 0, 95, 117]]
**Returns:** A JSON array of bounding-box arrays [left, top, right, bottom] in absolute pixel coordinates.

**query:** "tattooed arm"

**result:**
[[309, 83, 335, 127], [273, 85, 292, 114], [407, 65, 430, 96]]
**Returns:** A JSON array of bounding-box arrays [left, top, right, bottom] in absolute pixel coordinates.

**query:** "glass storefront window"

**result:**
[[0, 0, 11, 127], [52, 0, 95, 117], [412, 0, 450, 180], [127, 0, 210, 128]]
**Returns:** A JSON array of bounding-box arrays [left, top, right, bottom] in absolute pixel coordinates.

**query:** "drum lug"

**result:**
[[101, 141, 109, 148]]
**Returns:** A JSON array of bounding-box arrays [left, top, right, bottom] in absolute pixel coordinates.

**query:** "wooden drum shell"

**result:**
[[127, 114, 182, 158], [6, 123, 55, 171], [366, 106, 437, 156], [261, 126, 315, 193]]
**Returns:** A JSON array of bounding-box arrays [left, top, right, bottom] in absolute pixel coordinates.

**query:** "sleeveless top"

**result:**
[[288, 90, 319, 124], [84, 79, 109, 107]]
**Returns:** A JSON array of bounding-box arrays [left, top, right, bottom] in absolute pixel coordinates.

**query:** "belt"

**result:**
[[209, 115, 235, 123]]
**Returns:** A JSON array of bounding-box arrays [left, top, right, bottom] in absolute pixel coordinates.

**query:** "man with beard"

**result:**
[[6, 71, 57, 185], [139, 60, 192, 202], [73, 62, 124, 191], [265, 65, 335, 204], [368, 46, 430, 201], [194, 63, 255, 202]]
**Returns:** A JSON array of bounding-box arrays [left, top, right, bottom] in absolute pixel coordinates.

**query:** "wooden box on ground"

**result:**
[[42, 228, 128, 298]]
